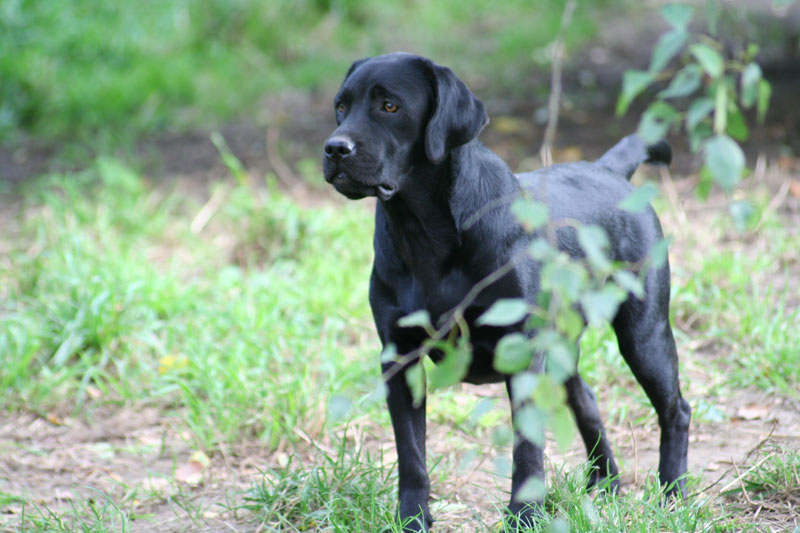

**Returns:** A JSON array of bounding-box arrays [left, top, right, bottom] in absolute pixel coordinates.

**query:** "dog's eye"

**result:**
[[336, 102, 346, 113], [382, 101, 398, 113]]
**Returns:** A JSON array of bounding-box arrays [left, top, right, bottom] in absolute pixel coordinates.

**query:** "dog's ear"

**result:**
[[344, 57, 369, 82], [424, 61, 489, 164]]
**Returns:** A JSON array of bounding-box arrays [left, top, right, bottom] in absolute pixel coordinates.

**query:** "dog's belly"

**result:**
[[463, 339, 506, 384]]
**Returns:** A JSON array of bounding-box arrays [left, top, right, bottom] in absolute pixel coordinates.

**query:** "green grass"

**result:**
[[0, 159, 377, 451], [242, 434, 399, 532], [0, 0, 623, 148]]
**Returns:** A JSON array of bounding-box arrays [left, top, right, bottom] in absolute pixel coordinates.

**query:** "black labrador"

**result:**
[[322, 52, 690, 531]]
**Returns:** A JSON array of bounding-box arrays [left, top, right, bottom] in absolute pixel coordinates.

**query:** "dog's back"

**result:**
[[516, 135, 670, 263]]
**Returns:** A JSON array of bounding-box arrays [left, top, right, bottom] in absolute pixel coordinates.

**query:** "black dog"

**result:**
[[323, 52, 690, 531]]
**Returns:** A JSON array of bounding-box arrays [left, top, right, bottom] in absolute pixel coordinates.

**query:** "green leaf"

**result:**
[[658, 64, 701, 99], [580, 286, 626, 326], [494, 333, 534, 374], [529, 238, 556, 261], [556, 307, 584, 342], [428, 357, 467, 390], [327, 395, 352, 423], [477, 298, 528, 326], [773, 0, 797, 7], [516, 405, 546, 447], [649, 29, 688, 73], [577, 225, 611, 274], [619, 183, 659, 213], [740, 62, 762, 109], [686, 97, 715, 131], [550, 404, 576, 452], [714, 81, 728, 134], [649, 237, 672, 269], [689, 43, 724, 78], [494, 455, 512, 477], [689, 122, 713, 153], [661, 3, 693, 29], [543, 339, 577, 383], [511, 372, 539, 406], [405, 362, 425, 407], [616, 70, 653, 116], [726, 105, 749, 142], [512, 199, 549, 232], [703, 135, 745, 193], [757, 79, 772, 123], [515, 476, 546, 502], [531, 374, 566, 410], [729, 200, 759, 232], [542, 260, 587, 302], [613, 270, 645, 299], [638, 101, 679, 144], [398, 310, 431, 329], [428, 340, 471, 390], [491, 425, 513, 447], [380, 343, 398, 363], [469, 398, 496, 424], [458, 448, 479, 472]]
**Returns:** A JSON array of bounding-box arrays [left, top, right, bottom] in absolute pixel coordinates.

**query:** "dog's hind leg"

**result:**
[[565, 374, 620, 492], [504, 376, 546, 526], [612, 270, 691, 498]]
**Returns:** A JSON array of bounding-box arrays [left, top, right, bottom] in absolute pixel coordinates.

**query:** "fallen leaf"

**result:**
[[46, 413, 63, 426], [175, 461, 203, 485], [176, 451, 210, 485], [789, 179, 800, 198], [189, 449, 211, 468]]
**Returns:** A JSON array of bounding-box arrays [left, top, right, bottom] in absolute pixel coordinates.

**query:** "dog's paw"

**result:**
[[396, 511, 432, 533], [397, 493, 432, 532], [506, 500, 544, 530], [586, 471, 620, 495]]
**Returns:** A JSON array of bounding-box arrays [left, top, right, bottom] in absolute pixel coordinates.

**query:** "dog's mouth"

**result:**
[[328, 172, 397, 201]]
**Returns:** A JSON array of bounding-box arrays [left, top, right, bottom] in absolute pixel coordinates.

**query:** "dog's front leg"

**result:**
[[505, 376, 545, 526], [384, 360, 432, 532]]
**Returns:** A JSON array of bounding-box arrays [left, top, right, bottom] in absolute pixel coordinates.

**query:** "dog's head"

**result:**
[[323, 53, 488, 201]]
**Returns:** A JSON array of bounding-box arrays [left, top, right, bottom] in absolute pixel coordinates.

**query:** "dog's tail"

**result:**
[[596, 135, 671, 181]]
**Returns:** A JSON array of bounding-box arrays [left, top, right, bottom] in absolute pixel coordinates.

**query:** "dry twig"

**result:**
[[539, 0, 576, 167]]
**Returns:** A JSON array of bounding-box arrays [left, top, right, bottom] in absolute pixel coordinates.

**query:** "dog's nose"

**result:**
[[324, 136, 356, 160]]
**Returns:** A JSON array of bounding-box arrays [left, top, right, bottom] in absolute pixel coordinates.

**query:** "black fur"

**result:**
[[323, 53, 690, 532]]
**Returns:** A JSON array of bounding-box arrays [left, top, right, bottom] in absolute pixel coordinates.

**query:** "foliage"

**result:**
[[0, 0, 619, 148], [616, 2, 775, 230]]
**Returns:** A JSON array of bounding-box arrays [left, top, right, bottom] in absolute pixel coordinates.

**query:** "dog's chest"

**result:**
[[398, 266, 474, 322]]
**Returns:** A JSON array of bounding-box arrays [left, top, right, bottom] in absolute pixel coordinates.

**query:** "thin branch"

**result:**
[[266, 124, 299, 190], [539, 0, 576, 167], [381, 249, 527, 384]]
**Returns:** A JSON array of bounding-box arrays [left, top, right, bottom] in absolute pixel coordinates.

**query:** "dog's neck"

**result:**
[[379, 157, 460, 280], [378, 141, 522, 282]]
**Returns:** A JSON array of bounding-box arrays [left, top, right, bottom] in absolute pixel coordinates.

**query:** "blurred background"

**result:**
[[1, 1, 800, 531], [1, 0, 798, 182]]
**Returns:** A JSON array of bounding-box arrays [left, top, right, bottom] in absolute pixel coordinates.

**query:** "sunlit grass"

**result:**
[[0, 159, 377, 451]]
